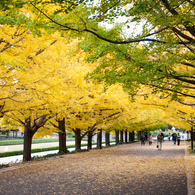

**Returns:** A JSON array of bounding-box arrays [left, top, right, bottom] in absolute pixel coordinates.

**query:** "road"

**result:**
[[0, 141, 194, 195]]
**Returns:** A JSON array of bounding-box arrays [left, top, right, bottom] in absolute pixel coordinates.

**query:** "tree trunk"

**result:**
[[191, 126, 194, 150], [6, 130, 9, 138], [115, 130, 119, 145], [125, 131, 127, 143], [97, 129, 102, 149], [132, 131, 135, 142], [129, 132, 132, 142], [75, 128, 81, 151], [120, 130, 123, 143], [23, 119, 33, 161], [87, 131, 93, 150], [58, 118, 66, 154], [105, 132, 110, 146], [137, 131, 141, 140]]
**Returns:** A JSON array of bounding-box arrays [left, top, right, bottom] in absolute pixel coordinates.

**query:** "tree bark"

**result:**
[[115, 130, 119, 145], [58, 118, 66, 154], [23, 114, 51, 161], [132, 131, 135, 142], [97, 129, 102, 149], [129, 132, 132, 142], [75, 128, 81, 151], [23, 118, 33, 161], [105, 132, 110, 146], [137, 131, 141, 140], [87, 131, 93, 150], [6, 130, 9, 138], [125, 131, 127, 143], [120, 130, 123, 143]]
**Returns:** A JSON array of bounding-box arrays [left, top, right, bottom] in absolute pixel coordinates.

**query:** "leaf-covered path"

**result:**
[[0, 141, 190, 195]]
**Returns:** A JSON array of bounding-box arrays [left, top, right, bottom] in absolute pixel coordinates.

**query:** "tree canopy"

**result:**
[[0, 0, 194, 130], [1, 0, 194, 105], [1, 1, 194, 160]]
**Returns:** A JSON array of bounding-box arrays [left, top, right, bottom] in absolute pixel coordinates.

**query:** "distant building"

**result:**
[[171, 127, 176, 132]]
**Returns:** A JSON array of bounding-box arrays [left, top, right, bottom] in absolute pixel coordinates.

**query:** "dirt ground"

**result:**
[[0, 141, 194, 195]]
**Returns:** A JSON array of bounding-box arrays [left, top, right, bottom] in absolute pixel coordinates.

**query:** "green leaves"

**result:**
[[130, 17, 141, 23]]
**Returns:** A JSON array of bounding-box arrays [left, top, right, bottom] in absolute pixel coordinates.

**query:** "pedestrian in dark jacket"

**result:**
[[172, 133, 177, 145], [145, 133, 148, 142], [157, 133, 163, 150], [140, 135, 146, 145], [168, 133, 171, 141]]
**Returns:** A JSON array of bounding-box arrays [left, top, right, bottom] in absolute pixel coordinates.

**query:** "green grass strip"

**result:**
[[0, 141, 118, 158], [0, 138, 76, 146]]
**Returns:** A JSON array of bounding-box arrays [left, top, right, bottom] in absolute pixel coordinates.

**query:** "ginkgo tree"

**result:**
[[134, 86, 195, 132], [0, 25, 73, 161], [48, 58, 131, 151]]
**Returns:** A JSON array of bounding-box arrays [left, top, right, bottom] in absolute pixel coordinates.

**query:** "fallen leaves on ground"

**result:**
[[0, 141, 191, 195]]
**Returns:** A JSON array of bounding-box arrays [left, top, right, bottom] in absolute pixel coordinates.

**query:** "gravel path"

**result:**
[[0, 141, 191, 195]]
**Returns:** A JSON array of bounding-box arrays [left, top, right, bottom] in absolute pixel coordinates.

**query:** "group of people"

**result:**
[[140, 133, 153, 146], [140, 132, 181, 151], [171, 133, 181, 146]]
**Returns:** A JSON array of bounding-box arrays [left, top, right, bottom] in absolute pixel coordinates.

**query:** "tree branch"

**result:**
[[170, 74, 195, 85], [31, 2, 166, 45]]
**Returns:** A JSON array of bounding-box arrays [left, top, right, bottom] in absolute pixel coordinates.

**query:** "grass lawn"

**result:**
[[0, 140, 120, 158]]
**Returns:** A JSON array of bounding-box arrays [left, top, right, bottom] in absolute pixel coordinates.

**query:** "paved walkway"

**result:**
[[0, 141, 194, 195], [0, 141, 87, 152]]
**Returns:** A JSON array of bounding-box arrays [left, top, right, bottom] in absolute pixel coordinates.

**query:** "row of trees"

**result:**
[[0, 24, 164, 160], [0, 0, 194, 160]]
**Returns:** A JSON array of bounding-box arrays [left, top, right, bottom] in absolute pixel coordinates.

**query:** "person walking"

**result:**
[[177, 133, 181, 146], [172, 133, 177, 145], [148, 134, 153, 145], [145, 133, 148, 142], [168, 133, 171, 141], [140, 135, 146, 145], [157, 133, 163, 150], [162, 132, 165, 142]]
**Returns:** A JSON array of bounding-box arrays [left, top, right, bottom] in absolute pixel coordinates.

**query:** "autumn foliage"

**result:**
[[0, 0, 194, 160]]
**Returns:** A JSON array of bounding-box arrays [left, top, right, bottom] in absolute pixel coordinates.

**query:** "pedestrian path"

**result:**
[[0, 141, 79, 152], [0, 141, 194, 195]]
